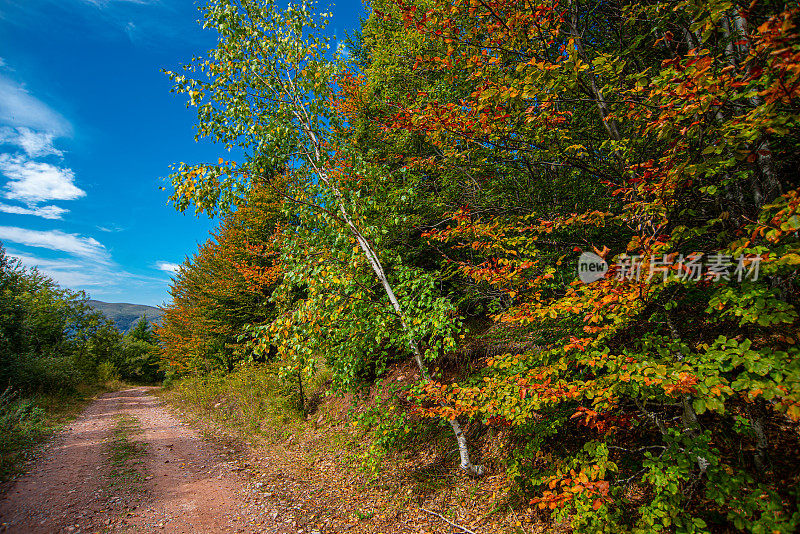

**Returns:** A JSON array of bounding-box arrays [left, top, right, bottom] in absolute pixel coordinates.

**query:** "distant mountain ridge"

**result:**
[[87, 300, 162, 333]]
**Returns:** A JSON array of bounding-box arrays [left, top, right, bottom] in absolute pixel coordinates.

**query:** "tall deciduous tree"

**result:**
[[165, 0, 484, 476]]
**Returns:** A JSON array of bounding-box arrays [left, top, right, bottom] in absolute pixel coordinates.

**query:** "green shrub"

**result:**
[[8, 354, 80, 394], [97, 361, 121, 383], [0, 387, 47, 480]]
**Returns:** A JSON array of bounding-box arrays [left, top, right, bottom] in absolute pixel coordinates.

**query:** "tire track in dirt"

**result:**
[[0, 387, 293, 534]]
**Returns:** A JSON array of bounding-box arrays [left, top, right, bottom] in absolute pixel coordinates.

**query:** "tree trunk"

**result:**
[[731, 9, 782, 208], [297, 371, 306, 417]]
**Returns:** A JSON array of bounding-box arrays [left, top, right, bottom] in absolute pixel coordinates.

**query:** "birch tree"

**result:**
[[165, 0, 484, 476]]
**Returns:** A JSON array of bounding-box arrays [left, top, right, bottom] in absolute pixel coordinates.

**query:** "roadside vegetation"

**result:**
[[0, 245, 160, 481], [158, 0, 800, 531], [166, 363, 314, 441]]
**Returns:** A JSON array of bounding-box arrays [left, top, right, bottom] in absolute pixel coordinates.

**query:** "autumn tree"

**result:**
[[157, 183, 284, 376], [357, 0, 800, 531], [165, 0, 485, 475]]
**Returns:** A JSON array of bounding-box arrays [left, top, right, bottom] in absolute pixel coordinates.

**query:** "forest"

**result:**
[[155, 0, 800, 532]]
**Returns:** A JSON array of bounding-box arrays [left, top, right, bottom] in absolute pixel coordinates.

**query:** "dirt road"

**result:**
[[0, 387, 291, 534]]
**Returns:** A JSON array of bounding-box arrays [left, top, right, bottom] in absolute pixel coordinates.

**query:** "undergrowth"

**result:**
[[163, 362, 330, 442]]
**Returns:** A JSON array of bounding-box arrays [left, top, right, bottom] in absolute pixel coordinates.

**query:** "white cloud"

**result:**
[[155, 260, 180, 273], [0, 74, 75, 220], [0, 75, 72, 136], [8, 253, 103, 287], [0, 226, 109, 262], [5, 252, 84, 273], [0, 202, 68, 220], [97, 224, 125, 233], [0, 154, 85, 204], [36, 269, 106, 287], [125, 21, 137, 40], [336, 42, 351, 59], [7, 249, 169, 304], [0, 127, 63, 157]]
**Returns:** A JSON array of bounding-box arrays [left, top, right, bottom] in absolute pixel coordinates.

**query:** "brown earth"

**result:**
[[0, 386, 535, 534], [0, 388, 299, 534]]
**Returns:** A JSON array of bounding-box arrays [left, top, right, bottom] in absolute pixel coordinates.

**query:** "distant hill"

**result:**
[[87, 300, 163, 333]]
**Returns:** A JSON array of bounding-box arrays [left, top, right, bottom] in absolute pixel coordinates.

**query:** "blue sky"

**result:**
[[0, 0, 366, 306]]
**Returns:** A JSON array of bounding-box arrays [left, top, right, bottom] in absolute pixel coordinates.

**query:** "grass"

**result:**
[[106, 414, 148, 487], [354, 509, 375, 521], [162, 363, 325, 443], [0, 383, 117, 482]]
